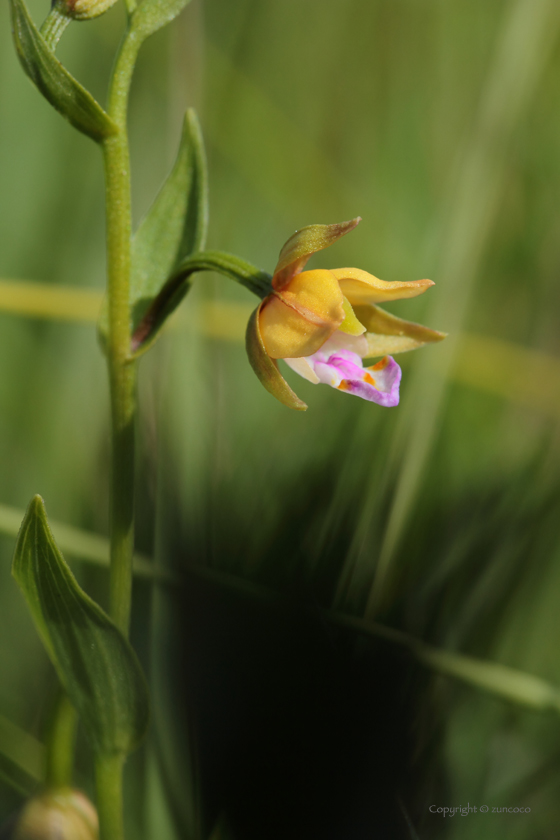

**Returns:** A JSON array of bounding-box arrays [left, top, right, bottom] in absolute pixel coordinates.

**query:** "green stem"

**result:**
[[91, 29, 142, 840], [95, 754, 125, 840], [103, 31, 142, 637], [40, 5, 71, 51], [45, 693, 77, 789], [107, 361, 137, 635]]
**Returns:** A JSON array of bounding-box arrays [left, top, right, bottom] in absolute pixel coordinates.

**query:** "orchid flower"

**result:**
[[246, 218, 445, 411]]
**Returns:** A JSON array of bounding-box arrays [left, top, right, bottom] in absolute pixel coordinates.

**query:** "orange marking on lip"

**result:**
[[363, 372, 377, 386], [370, 356, 389, 371], [337, 380, 350, 391]]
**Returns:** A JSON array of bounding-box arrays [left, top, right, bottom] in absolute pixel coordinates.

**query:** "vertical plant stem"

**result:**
[[95, 754, 126, 840], [107, 358, 137, 636], [103, 32, 141, 638], [97, 29, 141, 840], [45, 693, 77, 789]]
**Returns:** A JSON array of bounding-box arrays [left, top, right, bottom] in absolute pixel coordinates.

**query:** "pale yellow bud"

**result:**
[[13, 789, 98, 840]]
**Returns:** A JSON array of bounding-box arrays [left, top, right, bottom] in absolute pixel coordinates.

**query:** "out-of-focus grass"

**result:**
[[3, 282, 560, 419], [1, 0, 560, 837]]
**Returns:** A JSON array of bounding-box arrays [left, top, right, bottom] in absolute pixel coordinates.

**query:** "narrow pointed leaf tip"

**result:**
[[12, 496, 150, 757], [129, 109, 208, 333], [273, 217, 361, 289], [9, 0, 116, 142], [246, 305, 307, 411]]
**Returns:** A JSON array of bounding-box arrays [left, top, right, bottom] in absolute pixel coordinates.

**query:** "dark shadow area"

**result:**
[[167, 573, 419, 840]]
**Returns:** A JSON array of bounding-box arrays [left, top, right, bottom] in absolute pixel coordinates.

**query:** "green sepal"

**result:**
[[353, 304, 447, 358], [130, 251, 273, 358], [12, 496, 150, 757], [131, 0, 192, 39], [273, 217, 361, 290], [9, 0, 116, 142], [246, 304, 307, 411]]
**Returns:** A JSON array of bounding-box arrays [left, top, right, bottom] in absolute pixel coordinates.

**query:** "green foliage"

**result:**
[[9, 0, 116, 142], [12, 497, 150, 758], [130, 110, 208, 333], [0, 501, 166, 580], [2, 0, 560, 835], [98, 109, 209, 355]]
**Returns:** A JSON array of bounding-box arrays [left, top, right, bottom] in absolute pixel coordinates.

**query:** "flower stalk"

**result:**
[[95, 754, 125, 840], [97, 27, 141, 840], [39, 5, 71, 50], [45, 693, 78, 790], [103, 31, 141, 638]]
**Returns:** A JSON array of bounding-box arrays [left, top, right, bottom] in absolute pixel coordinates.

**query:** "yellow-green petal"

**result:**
[[338, 295, 366, 336], [353, 304, 447, 358]]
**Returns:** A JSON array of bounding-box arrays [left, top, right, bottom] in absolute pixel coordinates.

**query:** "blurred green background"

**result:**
[[1, 0, 560, 837]]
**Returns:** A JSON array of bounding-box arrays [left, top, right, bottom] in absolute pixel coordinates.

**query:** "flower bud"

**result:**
[[12, 789, 98, 840], [54, 0, 119, 21]]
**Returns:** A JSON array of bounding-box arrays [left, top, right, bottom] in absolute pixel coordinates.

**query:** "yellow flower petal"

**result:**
[[272, 218, 361, 290], [338, 295, 366, 336], [259, 269, 345, 358], [331, 267, 434, 305]]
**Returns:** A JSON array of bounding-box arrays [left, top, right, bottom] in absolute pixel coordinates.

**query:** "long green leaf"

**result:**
[[132, 0, 192, 39], [9, 0, 116, 142], [12, 497, 150, 757], [130, 109, 208, 331]]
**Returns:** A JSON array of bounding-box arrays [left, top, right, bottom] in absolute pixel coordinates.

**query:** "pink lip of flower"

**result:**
[[284, 331, 402, 406]]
